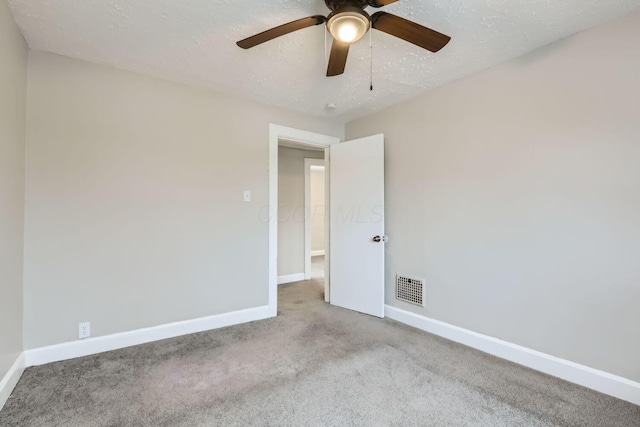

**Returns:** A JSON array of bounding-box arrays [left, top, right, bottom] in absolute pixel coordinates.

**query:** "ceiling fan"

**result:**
[[237, 0, 451, 77]]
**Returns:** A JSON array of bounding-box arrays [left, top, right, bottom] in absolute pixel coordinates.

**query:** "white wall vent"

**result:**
[[396, 275, 425, 306]]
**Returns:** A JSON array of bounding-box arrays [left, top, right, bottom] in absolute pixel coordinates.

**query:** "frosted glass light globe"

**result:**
[[338, 23, 358, 43], [327, 11, 370, 44]]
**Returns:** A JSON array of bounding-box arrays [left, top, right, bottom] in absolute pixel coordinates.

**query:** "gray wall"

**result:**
[[277, 147, 324, 276], [346, 10, 640, 381], [0, 0, 27, 381], [23, 52, 342, 349], [310, 167, 325, 252]]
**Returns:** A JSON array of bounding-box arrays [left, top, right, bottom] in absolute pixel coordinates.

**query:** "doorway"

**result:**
[[269, 125, 386, 319], [277, 144, 324, 285], [305, 160, 325, 282], [268, 125, 340, 317]]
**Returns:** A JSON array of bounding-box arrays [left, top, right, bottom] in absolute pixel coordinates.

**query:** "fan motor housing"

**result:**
[[325, 0, 368, 11], [327, 5, 371, 22]]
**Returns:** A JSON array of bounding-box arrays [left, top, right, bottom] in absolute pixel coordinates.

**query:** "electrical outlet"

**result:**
[[79, 322, 90, 339]]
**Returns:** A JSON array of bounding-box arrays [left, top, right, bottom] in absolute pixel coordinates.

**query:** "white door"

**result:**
[[329, 134, 385, 317]]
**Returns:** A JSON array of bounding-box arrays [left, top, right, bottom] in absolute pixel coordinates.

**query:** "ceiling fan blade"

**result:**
[[367, 0, 400, 7], [371, 12, 451, 52], [237, 15, 326, 49], [326, 39, 350, 77]]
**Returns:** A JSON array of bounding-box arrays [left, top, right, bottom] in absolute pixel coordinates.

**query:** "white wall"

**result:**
[[346, 10, 640, 382], [23, 52, 342, 349], [310, 167, 325, 253], [0, 0, 27, 382], [277, 147, 324, 276]]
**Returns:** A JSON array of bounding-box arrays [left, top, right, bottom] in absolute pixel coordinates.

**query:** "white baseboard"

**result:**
[[0, 352, 25, 411], [278, 273, 305, 285], [385, 305, 640, 406], [311, 250, 325, 257], [25, 305, 272, 367]]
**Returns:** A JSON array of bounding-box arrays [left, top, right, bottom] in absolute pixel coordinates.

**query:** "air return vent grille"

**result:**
[[396, 275, 424, 306]]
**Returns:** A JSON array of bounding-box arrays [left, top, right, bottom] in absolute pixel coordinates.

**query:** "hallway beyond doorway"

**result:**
[[311, 255, 324, 280]]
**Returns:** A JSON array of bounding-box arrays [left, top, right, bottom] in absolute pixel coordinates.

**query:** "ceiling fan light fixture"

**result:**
[[237, 0, 452, 78], [327, 8, 370, 44]]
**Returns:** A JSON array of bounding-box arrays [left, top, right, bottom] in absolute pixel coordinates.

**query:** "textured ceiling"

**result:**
[[8, 0, 640, 121]]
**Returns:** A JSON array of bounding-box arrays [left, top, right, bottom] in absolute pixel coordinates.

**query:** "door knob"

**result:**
[[373, 235, 388, 243]]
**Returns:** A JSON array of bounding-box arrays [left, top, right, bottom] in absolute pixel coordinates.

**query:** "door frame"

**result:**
[[268, 124, 340, 317], [304, 159, 325, 280]]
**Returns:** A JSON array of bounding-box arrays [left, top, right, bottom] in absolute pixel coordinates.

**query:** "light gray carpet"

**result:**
[[1, 276, 638, 426]]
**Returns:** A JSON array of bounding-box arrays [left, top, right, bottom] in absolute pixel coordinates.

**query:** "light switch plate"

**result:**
[[244, 190, 251, 202]]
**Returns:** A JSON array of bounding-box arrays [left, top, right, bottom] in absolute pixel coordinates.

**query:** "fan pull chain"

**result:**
[[369, 28, 373, 91], [324, 26, 328, 71], [324, 26, 328, 103], [322, 25, 330, 102]]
